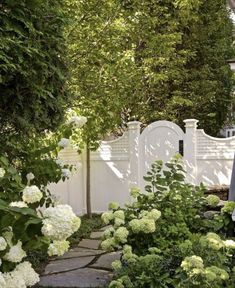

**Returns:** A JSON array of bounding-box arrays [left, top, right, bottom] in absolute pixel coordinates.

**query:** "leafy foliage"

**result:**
[[67, 0, 234, 136], [101, 156, 235, 287], [0, 0, 70, 142]]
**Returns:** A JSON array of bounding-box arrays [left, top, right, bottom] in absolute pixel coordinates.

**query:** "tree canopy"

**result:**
[[68, 0, 234, 136], [0, 0, 70, 137]]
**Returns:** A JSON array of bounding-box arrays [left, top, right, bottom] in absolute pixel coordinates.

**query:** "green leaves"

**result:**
[[68, 0, 234, 137], [0, 0, 70, 142]]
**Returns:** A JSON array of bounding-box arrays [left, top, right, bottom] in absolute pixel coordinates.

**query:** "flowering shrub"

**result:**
[[0, 158, 81, 287], [101, 155, 235, 287]]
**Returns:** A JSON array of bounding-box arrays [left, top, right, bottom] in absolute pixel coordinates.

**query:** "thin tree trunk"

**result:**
[[86, 146, 92, 218]]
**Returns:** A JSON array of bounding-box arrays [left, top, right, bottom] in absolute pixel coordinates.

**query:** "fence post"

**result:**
[[183, 119, 198, 185], [127, 121, 141, 189]]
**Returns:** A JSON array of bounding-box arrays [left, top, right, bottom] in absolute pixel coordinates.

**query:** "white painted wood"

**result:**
[[49, 119, 235, 215]]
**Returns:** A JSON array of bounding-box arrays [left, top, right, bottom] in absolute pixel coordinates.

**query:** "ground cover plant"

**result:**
[[101, 155, 235, 287]]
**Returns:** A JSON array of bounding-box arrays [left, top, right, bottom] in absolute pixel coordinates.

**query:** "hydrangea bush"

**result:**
[[0, 112, 87, 287], [0, 163, 81, 287], [101, 155, 235, 288]]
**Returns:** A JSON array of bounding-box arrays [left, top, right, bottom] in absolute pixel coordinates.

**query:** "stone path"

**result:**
[[39, 227, 120, 288]]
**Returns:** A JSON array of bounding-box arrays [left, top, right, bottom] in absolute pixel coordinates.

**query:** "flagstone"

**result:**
[[39, 268, 113, 287], [57, 248, 104, 260], [90, 231, 104, 239], [44, 256, 95, 274], [90, 252, 121, 270], [78, 239, 101, 250]]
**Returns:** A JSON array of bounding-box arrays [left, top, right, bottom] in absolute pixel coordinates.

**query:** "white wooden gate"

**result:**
[[139, 121, 185, 189]]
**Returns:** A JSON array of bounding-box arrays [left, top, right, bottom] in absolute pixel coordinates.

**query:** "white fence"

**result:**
[[49, 119, 235, 215]]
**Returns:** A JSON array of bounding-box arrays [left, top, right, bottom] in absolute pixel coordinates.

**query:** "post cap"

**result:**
[[183, 119, 199, 128]]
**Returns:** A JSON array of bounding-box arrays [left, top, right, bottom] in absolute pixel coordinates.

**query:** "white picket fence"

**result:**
[[49, 119, 235, 215]]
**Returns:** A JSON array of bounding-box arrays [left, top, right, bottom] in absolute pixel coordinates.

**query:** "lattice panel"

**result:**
[[197, 130, 235, 159], [91, 132, 129, 161], [59, 147, 81, 164]]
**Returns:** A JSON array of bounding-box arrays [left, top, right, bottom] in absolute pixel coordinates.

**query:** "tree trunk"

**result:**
[[86, 146, 92, 218]]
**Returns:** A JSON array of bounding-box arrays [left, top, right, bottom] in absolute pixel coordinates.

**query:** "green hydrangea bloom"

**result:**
[[130, 187, 140, 198], [114, 227, 129, 244], [205, 266, 229, 281], [181, 255, 204, 272], [206, 195, 220, 207], [145, 209, 161, 221], [221, 201, 235, 214], [111, 260, 122, 271], [101, 237, 116, 251], [201, 232, 224, 251], [108, 202, 119, 210], [101, 211, 114, 224], [102, 227, 115, 239], [113, 210, 125, 220]]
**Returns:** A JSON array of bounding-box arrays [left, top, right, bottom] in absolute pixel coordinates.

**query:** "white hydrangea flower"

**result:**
[[114, 218, 125, 228], [22, 185, 43, 204], [0, 237, 7, 251], [55, 158, 64, 167], [15, 261, 40, 286], [3, 270, 26, 288], [181, 255, 204, 272], [9, 201, 28, 208], [102, 227, 115, 239], [224, 239, 235, 249], [61, 168, 71, 178], [0, 168, 5, 178], [129, 218, 156, 233], [3, 241, 26, 263], [58, 138, 70, 148], [0, 272, 5, 287], [67, 115, 87, 128], [145, 209, 161, 221], [42, 204, 81, 240], [48, 240, 70, 256], [140, 218, 156, 233], [114, 227, 129, 244], [26, 172, 35, 182], [129, 219, 141, 233], [101, 237, 116, 251], [101, 211, 114, 225], [113, 210, 125, 220]]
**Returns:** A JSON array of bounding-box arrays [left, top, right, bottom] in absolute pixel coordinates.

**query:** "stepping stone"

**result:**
[[44, 256, 95, 274], [78, 239, 101, 250], [90, 231, 104, 239], [57, 248, 104, 260], [90, 252, 121, 270], [39, 268, 113, 287]]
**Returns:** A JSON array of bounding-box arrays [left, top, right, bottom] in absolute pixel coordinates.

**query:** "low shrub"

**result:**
[[0, 158, 81, 287], [101, 155, 235, 288]]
